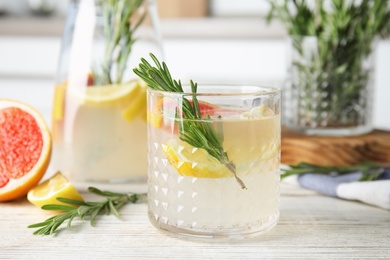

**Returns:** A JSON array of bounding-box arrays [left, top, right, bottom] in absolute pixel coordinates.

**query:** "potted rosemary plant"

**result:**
[[267, 0, 390, 136]]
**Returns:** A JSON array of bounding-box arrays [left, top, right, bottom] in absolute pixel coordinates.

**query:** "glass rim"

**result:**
[[147, 84, 282, 97]]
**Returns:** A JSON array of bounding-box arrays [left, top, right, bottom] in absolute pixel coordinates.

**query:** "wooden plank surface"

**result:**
[[282, 128, 390, 166], [1, 182, 389, 259]]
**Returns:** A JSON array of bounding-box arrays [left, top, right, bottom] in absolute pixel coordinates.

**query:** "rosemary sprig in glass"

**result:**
[[281, 162, 384, 181], [94, 0, 146, 85], [133, 53, 246, 189], [267, 0, 390, 128], [28, 187, 147, 236]]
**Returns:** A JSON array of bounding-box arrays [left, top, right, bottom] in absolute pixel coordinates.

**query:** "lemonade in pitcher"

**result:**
[[51, 0, 162, 182], [52, 80, 147, 182]]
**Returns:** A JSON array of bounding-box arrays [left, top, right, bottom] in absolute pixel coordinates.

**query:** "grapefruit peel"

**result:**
[[0, 99, 52, 202]]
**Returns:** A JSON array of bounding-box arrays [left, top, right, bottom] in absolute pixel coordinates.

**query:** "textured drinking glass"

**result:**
[[147, 85, 281, 239]]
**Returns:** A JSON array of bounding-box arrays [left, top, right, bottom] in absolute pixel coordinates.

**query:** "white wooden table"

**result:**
[[1, 182, 389, 259]]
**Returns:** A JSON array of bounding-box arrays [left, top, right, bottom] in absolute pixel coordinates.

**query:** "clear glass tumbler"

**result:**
[[147, 85, 281, 239]]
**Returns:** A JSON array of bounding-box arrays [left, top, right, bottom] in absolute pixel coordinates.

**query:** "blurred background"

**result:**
[[0, 0, 389, 129]]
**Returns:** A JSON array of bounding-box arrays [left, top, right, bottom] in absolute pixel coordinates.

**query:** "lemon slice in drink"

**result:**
[[163, 139, 232, 178], [27, 172, 83, 208]]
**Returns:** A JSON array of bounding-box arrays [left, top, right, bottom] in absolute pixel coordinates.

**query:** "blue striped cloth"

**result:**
[[296, 169, 390, 210]]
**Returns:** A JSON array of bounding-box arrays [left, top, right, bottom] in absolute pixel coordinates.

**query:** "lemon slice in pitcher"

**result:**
[[122, 82, 147, 122], [68, 79, 147, 121], [68, 80, 142, 105]]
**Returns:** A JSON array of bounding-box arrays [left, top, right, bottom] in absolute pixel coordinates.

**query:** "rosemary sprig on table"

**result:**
[[133, 53, 246, 189], [94, 0, 146, 85], [281, 162, 384, 181], [28, 187, 147, 236]]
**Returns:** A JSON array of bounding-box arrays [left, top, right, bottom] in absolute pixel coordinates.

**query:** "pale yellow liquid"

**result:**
[[51, 84, 147, 182], [148, 111, 281, 237]]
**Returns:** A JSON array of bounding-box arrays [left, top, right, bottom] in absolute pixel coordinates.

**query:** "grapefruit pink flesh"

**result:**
[[150, 98, 241, 134], [0, 107, 43, 188], [0, 99, 51, 202]]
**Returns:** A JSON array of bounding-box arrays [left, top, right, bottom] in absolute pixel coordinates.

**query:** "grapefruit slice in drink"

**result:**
[[0, 99, 52, 202], [148, 97, 241, 133]]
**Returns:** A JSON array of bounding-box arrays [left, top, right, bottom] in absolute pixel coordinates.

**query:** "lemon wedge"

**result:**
[[163, 139, 232, 178], [27, 172, 83, 208]]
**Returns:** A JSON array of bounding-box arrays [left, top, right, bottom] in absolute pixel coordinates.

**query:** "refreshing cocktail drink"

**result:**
[[51, 80, 148, 182], [147, 85, 281, 238]]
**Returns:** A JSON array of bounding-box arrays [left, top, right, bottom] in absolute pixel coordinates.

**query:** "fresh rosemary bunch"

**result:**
[[281, 162, 384, 181], [28, 187, 147, 236], [133, 53, 246, 189], [94, 0, 146, 85], [267, 0, 390, 128]]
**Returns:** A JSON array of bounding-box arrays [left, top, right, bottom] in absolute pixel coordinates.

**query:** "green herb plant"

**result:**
[[267, 0, 390, 129], [133, 53, 246, 189], [93, 0, 146, 85], [28, 187, 146, 236], [281, 162, 384, 181]]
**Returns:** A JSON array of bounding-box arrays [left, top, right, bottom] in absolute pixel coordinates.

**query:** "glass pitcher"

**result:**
[[51, 0, 163, 182]]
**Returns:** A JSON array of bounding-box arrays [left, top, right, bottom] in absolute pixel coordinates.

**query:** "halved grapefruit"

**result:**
[[0, 99, 51, 202]]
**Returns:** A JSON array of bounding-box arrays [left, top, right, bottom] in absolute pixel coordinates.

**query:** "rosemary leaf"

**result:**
[[41, 204, 76, 211], [68, 215, 76, 228], [90, 208, 100, 226], [281, 162, 384, 181], [359, 167, 385, 181], [56, 197, 86, 206]]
